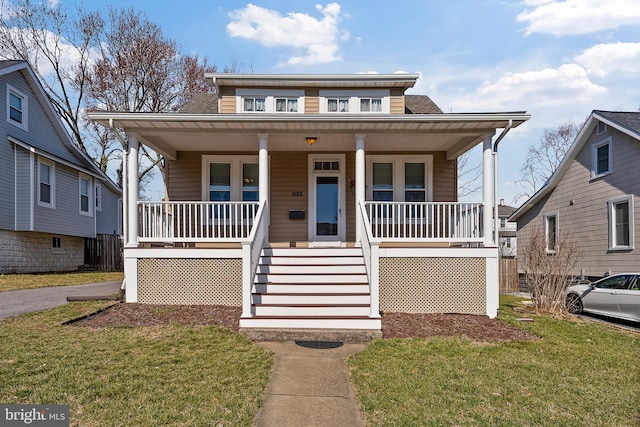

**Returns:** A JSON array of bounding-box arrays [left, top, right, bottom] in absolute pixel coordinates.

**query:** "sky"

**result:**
[[55, 1, 640, 204]]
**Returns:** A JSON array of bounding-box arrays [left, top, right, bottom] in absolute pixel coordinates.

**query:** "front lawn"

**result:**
[[349, 295, 640, 426], [0, 302, 273, 426], [0, 271, 124, 292]]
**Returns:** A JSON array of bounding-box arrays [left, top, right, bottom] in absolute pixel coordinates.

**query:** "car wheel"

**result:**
[[566, 294, 583, 314]]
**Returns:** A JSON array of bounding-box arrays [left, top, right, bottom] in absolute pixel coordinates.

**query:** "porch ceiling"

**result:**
[[89, 112, 530, 161]]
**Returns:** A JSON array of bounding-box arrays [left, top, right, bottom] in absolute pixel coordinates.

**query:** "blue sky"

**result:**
[[66, 0, 640, 204]]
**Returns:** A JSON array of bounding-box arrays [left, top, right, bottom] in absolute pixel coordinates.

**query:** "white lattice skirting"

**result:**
[[137, 258, 242, 305], [379, 257, 486, 314]]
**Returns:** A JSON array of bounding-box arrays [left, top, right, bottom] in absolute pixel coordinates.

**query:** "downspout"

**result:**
[[493, 119, 513, 247], [110, 118, 128, 296]]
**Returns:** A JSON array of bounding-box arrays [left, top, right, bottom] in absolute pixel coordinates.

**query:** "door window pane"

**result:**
[[316, 176, 338, 236]]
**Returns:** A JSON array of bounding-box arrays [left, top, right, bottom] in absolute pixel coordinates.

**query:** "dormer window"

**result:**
[[328, 98, 349, 112], [276, 98, 298, 112], [243, 97, 265, 112], [360, 98, 382, 112]]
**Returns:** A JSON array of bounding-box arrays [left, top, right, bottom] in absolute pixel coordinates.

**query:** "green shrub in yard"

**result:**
[[0, 302, 273, 426], [349, 297, 640, 427]]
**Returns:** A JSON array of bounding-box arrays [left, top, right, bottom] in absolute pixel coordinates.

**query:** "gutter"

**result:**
[[493, 119, 513, 246]]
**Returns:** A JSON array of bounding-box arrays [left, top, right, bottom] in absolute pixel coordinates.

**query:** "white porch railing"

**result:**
[[138, 201, 260, 242], [242, 202, 267, 318], [364, 201, 483, 242], [358, 201, 380, 319]]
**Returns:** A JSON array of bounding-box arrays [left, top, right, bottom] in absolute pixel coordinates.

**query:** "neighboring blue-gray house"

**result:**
[[0, 60, 122, 273]]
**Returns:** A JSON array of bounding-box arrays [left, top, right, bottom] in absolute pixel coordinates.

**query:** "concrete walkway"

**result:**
[[254, 341, 367, 427], [0, 281, 122, 319]]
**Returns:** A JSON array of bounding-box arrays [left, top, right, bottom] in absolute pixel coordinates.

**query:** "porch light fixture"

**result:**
[[306, 136, 317, 145]]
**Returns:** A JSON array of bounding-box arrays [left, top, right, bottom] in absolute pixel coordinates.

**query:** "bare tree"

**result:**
[[0, 0, 102, 156], [519, 225, 581, 313], [457, 148, 482, 200], [516, 121, 579, 200]]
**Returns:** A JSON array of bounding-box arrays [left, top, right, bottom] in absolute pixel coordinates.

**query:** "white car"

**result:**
[[565, 273, 640, 323]]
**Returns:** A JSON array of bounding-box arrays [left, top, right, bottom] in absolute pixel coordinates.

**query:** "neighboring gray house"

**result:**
[[1, 61, 121, 273], [498, 200, 517, 257], [511, 110, 639, 280]]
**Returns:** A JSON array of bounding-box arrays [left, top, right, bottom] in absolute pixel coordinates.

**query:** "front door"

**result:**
[[308, 154, 346, 245]]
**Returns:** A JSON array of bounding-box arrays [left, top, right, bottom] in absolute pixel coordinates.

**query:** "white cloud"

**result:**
[[227, 3, 348, 65], [517, 0, 640, 35], [575, 42, 640, 77]]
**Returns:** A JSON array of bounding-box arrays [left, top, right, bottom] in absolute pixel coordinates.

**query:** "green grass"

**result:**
[[0, 271, 124, 292], [349, 295, 640, 426], [0, 302, 273, 426]]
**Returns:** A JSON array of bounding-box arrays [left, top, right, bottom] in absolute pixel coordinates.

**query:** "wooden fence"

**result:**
[[85, 234, 123, 271], [499, 257, 519, 293]]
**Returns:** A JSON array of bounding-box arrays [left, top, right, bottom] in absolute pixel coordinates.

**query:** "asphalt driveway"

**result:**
[[0, 281, 121, 319]]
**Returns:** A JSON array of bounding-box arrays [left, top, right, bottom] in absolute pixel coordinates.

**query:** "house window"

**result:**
[[243, 97, 266, 112], [367, 155, 433, 203], [314, 161, 340, 171], [328, 98, 349, 112], [597, 122, 606, 135], [500, 218, 507, 228], [38, 159, 55, 208], [79, 174, 92, 216], [592, 138, 612, 178], [275, 98, 298, 112], [203, 155, 260, 203], [506, 238, 512, 248], [608, 195, 634, 250], [51, 236, 63, 252], [95, 183, 102, 211], [360, 98, 382, 112], [7, 85, 28, 130], [544, 213, 558, 253]]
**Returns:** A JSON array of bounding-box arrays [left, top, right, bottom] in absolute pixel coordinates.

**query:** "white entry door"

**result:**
[[308, 154, 346, 245]]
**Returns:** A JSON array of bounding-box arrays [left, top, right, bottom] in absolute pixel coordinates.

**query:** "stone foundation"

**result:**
[[0, 230, 84, 273]]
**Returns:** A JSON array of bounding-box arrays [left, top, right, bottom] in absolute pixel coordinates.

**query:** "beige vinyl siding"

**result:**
[[219, 87, 236, 113], [269, 152, 308, 243], [390, 89, 404, 114], [305, 89, 319, 114], [432, 152, 457, 201], [166, 151, 202, 201], [517, 127, 639, 277]]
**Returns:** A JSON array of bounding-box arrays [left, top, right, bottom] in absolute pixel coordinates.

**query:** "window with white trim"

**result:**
[[608, 195, 634, 250], [367, 156, 432, 202], [95, 183, 102, 211], [38, 159, 55, 208], [203, 155, 259, 202], [592, 138, 612, 178], [7, 84, 28, 130], [237, 89, 304, 113], [360, 98, 382, 112], [597, 122, 606, 135], [327, 98, 349, 112], [51, 236, 63, 253], [544, 213, 558, 253], [243, 97, 265, 112], [79, 174, 92, 216], [275, 98, 298, 112], [320, 90, 390, 114]]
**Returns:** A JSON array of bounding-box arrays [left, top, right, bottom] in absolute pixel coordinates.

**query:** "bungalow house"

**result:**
[[0, 60, 122, 273], [89, 73, 529, 337], [510, 111, 639, 281]]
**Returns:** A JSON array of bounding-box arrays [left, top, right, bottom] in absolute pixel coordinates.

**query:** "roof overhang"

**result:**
[[206, 73, 421, 90], [88, 112, 530, 161]]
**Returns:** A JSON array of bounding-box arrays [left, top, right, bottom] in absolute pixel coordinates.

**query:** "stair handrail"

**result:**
[[241, 201, 267, 318], [358, 200, 381, 319]]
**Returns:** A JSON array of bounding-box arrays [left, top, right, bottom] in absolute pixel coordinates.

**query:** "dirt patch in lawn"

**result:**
[[74, 303, 539, 342]]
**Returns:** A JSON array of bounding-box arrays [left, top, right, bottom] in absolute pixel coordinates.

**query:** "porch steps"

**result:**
[[239, 247, 382, 341]]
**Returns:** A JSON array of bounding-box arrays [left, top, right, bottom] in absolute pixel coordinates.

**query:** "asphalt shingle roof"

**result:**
[[595, 110, 640, 135], [404, 95, 443, 114]]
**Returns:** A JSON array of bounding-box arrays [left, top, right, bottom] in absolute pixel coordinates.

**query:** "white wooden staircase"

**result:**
[[239, 247, 382, 341]]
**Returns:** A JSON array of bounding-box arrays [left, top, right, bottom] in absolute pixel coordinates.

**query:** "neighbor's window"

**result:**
[[592, 138, 612, 177], [95, 183, 102, 211], [243, 97, 266, 112], [544, 213, 558, 253], [608, 195, 634, 250], [500, 218, 507, 228], [38, 159, 55, 208], [7, 85, 28, 130], [51, 236, 63, 252], [79, 174, 92, 215]]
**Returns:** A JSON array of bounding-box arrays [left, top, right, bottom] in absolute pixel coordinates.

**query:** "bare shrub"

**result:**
[[519, 226, 581, 312]]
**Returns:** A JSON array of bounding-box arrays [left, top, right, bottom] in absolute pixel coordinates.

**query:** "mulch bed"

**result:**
[[74, 303, 540, 342]]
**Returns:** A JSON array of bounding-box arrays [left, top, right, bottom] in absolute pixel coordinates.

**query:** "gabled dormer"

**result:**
[[207, 73, 420, 115]]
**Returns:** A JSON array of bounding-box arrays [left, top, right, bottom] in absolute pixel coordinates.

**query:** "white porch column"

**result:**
[[258, 134, 269, 240], [355, 134, 366, 244], [126, 133, 139, 247], [482, 134, 494, 246]]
